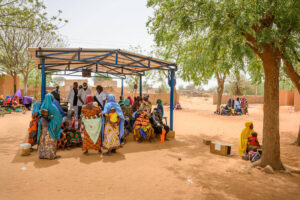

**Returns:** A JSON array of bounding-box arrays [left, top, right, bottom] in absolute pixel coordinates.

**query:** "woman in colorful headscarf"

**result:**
[[156, 99, 164, 118], [28, 102, 41, 149], [239, 121, 254, 156], [127, 96, 134, 105], [102, 94, 124, 156], [37, 94, 62, 159], [81, 95, 102, 154], [133, 111, 155, 143]]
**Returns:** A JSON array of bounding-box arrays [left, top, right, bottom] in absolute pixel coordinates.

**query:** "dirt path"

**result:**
[[0, 96, 299, 200]]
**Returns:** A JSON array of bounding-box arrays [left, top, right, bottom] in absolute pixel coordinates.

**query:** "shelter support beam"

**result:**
[[170, 71, 175, 131], [139, 75, 142, 97], [121, 79, 124, 97], [41, 58, 46, 103]]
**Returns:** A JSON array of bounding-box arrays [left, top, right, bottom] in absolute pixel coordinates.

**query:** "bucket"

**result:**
[[20, 143, 31, 156]]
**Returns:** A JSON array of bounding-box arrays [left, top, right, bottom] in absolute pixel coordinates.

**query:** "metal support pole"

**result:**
[[170, 71, 175, 131], [41, 58, 46, 103], [139, 75, 142, 97], [121, 79, 124, 98]]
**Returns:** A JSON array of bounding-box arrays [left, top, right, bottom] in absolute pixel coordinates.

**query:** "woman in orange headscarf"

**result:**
[[239, 121, 254, 156]]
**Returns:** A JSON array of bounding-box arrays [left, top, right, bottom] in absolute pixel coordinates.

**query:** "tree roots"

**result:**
[[247, 160, 300, 174]]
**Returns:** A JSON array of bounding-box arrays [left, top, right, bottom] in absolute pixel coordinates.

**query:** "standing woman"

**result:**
[[37, 94, 63, 159], [102, 94, 124, 156], [28, 102, 41, 150], [81, 95, 102, 154]]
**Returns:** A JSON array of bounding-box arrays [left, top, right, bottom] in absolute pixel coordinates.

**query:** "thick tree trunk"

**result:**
[[260, 45, 284, 170], [216, 73, 225, 111], [12, 73, 17, 93], [23, 73, 28, 96]]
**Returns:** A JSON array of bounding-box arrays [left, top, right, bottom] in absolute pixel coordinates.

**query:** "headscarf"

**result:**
[[102, 94, 124, 140], [63, 110, 74, 123], [124, 99, 130, 106], [32, 102, 41, 117], [157, 99, 162, 104], [85, 95, 94, 104], [52, 98, 65, 117], [0, 95, 4, 100], [11, 90, 22, 101], [37, 93, 62, 142], [5, 95, 10, 101], [238, 121, 254, 156], [144, 94, 149, 98], [128, 96, 134, 105]]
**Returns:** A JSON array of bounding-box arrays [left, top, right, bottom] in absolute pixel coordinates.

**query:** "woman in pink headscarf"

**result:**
[[128, 96, 134, 105], [81, 95, 102, 154]]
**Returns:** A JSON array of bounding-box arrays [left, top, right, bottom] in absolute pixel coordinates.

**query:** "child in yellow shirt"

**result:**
[[105, 107, 119, 129]]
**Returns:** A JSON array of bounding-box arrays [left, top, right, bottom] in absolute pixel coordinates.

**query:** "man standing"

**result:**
[[66, 82, 79, 118], [52, 85, 61, 102], [94, 85, 108, 110], [78, 82, 92, 116]]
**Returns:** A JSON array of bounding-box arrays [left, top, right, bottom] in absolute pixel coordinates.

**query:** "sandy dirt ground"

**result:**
[[0, 96, 299, 200]]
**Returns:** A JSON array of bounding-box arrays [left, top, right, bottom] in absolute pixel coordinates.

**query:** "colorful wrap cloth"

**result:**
[[82, 117, 102, 144], [37, 94, 62, 143]]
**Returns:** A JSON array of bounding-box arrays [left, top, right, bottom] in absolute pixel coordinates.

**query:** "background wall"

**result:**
[[213, 94, 264, 104], [0, 75, 20, 96], [279, 90, 294, 106]]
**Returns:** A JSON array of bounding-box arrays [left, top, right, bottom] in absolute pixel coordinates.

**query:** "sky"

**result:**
[[43, 0, 217, 89]]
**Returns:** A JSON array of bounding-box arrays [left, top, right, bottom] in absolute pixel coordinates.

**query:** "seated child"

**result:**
[[248, 132, 260, 151]]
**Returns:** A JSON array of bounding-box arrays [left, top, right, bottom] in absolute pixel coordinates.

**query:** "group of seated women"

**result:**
[[27, 92, 170, 160], [215, 97, 248, 116]]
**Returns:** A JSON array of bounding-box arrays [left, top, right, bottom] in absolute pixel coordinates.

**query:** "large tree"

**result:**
[[0, 0, 67, 94], [147, 0, 300, 170]]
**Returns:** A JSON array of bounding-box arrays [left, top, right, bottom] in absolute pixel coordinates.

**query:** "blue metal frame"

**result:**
[[139, 75, 142, 97], [121, 79, 124, 97], [170, 71, 175, 131], [35, 48, 177, 128], [41, 58, 46, 103]]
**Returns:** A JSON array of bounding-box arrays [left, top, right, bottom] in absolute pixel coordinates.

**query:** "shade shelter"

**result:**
[[28, 48, 177, 130]]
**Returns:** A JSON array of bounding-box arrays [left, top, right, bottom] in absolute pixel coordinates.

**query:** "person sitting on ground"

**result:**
[[239, 121, 254, 157], [234, 104, 242, 115], [133, 111, 155, 143], [0, 95, 4, 103], [11, 95, 20, 110], [248, 132, 260, 152], [227, 98, 232, 107], [174, 103, 182, 110], [156, 99, 164, 118], [57, 110, 82, 150], [150, 108, 170, 142]]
